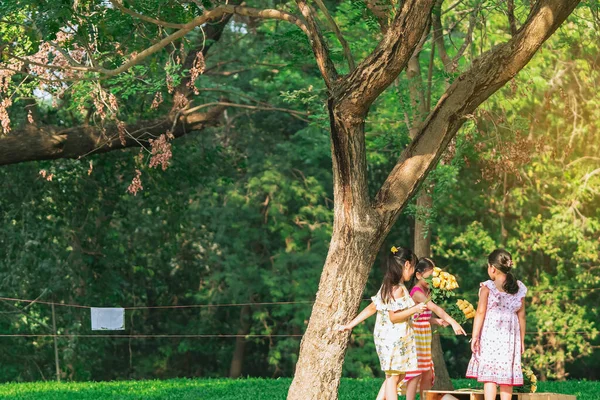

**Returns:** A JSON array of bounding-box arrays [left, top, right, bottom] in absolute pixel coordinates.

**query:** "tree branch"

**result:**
[[452, 3, 479, 66], [295, 0, 339, 89], [339, 0, 435, 116], [365, 0, 391, 32], [0, 107, 224, 166], [373, 0, 581, 229], [3, 5, 309, 79], [433, 0, 479, 74], [507, 0, 518, 36], [108, 0, 187, 29], [183, 101, 310, 122], [313, 0, 356, 71], [432, 0, 452, 72]]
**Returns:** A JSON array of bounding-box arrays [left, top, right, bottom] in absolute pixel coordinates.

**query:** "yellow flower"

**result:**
[[391, 246, 398, 254], [531, 384, 537, 393], [432, 277, 441, 288]]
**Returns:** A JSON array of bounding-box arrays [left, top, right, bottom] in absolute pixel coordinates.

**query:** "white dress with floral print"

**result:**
[[371, 285, 418, 374], [467, 280, 527, 385]]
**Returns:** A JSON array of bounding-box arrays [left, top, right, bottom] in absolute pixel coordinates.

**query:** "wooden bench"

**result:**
[[424, 390, 576, 400]]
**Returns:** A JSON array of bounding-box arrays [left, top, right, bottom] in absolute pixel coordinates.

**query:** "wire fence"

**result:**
[[0, 286, 598, 339]]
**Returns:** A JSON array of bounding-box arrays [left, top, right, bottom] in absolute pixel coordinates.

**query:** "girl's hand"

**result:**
[[413, 302, 428, 314], [452, 322, 467, 336], [471, 337, 480, 355], [337, 324, 352, 332], [434, 318, 449, 327]]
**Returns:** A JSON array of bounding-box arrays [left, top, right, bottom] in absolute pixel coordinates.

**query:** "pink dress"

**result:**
[[466, 280, 527, 386]]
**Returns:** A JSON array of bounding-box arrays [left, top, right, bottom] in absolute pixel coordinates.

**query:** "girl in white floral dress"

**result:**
[[339, 247, 427, 400], [467, 249, 527, 400]]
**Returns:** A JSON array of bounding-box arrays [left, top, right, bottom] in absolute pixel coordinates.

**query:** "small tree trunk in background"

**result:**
[[413, 191, 433, 260], [414, 191, 454, 390], [229, 305, 252, 378], [431, 333, 453, 389]]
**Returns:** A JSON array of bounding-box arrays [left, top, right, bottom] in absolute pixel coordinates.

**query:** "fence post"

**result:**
[[51, 302, 61, 382]]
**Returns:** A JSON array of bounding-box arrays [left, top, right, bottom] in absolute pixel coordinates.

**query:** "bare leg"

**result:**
[[376, 380, 386, 400], [419, 370, 433, 399], [484, 382, 497, 400], [405, 375, 420, 400], [499, 385, 513, 400], [385, 374, 403, 400]]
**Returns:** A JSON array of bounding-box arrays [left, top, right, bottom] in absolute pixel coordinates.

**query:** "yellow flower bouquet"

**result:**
[[515, 365, 538, 393], [444, 298, 475, 325], [426, 267, 459, 302]]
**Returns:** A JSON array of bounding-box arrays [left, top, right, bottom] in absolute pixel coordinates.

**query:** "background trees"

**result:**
[[0, 0, 597, 397]]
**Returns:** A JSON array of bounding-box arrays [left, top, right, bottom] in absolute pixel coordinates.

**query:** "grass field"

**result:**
[[0, 378, 594, 400]]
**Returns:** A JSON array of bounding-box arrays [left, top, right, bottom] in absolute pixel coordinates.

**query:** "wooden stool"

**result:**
[[424, 390, 577, 400]]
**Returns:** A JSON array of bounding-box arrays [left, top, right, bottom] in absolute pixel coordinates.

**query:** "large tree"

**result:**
[[0, 0, 581, 398]]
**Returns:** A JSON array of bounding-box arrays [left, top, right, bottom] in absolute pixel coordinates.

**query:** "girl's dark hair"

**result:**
[[488, 248, 519, 294], [381, 247, 417, 303], [408, 257, 436, 290]]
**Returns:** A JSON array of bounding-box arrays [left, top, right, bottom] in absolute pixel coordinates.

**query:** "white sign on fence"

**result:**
[[90, 308, 125, 331]]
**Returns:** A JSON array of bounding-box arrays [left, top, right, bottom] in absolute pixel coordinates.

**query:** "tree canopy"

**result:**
[[0, 0, 598, 396]]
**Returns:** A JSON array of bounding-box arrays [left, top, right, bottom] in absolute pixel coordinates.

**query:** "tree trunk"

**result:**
[[287, 226, 383, 400], [229, 305, 252, 378], [414, 191, 454, 390], [414, 191, 432, 259], [407, 27, 455, 390], [288, 104, 384, 400], [431, 333, 453, 390]]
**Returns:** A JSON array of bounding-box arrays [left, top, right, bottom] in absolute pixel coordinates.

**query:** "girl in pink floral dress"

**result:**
[[467, 249, 527, 400]]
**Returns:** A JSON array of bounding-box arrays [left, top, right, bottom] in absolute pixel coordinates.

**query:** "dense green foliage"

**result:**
[[0, 0, 599, 386], [0, 379, 595, 400]]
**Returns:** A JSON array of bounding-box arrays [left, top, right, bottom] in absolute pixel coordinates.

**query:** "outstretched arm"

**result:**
[[338, 302, 377, 332], [427, 301, 467, 336], [411, 289, 465, 335], [389, 302, 428, 323], [471, 286, 490, 355]]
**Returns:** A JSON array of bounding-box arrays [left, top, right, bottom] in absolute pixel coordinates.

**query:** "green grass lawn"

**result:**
[[0, 378, 594, 400]]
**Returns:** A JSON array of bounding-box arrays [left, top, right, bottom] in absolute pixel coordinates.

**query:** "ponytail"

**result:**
[[502, 270, 519, 294], [381, 247, 416, 303], [488, 248, 519, 294]]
